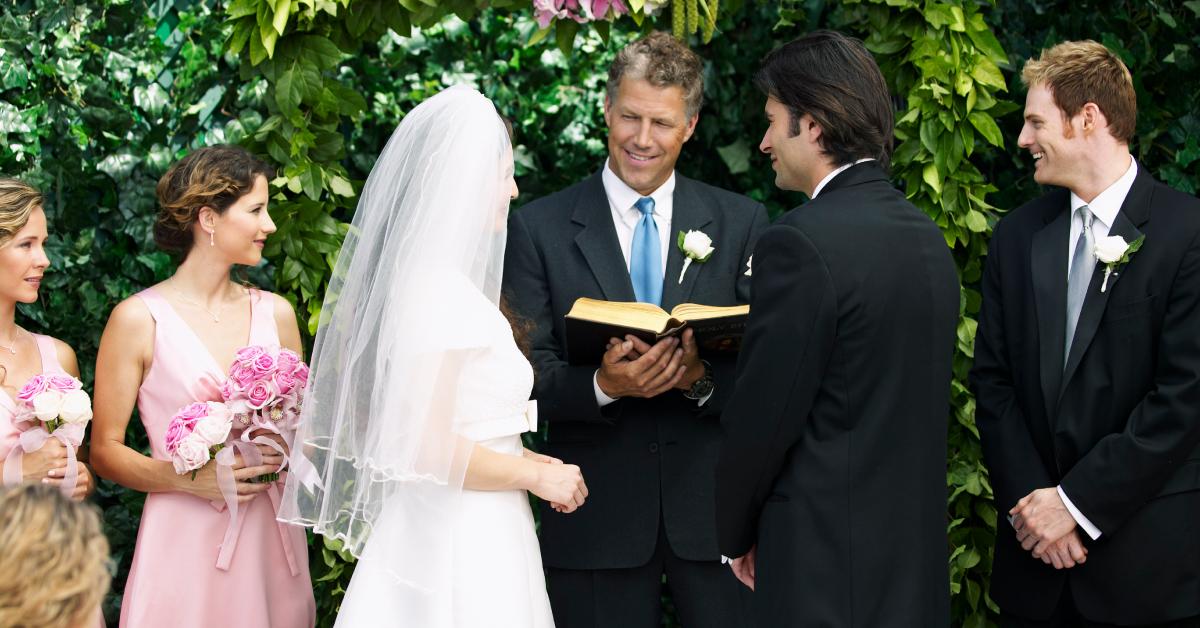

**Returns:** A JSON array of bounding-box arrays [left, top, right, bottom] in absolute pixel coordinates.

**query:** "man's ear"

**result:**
[[1080, 102, 1106, 136], [603, 95, 613, 126], [805, 115, 824, 147], [682, 113, 699, 143]]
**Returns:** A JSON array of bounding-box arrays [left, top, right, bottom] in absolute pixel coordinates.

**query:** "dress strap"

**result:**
[[134, 287, 169, 324], [247, 288, 281, 348], [31, 333, 66, 375]]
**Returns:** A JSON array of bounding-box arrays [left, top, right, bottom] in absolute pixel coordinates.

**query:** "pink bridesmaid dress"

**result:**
[[0, 333, 70, 472], [119, 287, 315, 628], [1, 334, 107, 628]]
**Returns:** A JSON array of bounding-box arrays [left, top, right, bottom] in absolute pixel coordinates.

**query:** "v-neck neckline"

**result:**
[[0, 331, 48, 412], [147, 286, 255, 381]]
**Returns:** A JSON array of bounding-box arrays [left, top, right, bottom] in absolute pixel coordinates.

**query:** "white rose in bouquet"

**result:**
[[58, 389, 93, 424], [192, 404, 233, 446], [31, 390, 64, 423]]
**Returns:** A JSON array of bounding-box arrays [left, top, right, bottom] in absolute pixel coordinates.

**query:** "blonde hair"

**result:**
[[1021, 40, 1137, 143], [0, 178, 44, 247], [0, 484, 110, 628]]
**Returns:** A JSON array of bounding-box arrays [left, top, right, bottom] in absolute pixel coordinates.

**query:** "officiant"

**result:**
[[502, 31, 768, 628]]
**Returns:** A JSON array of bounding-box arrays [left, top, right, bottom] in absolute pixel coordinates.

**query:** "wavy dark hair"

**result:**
[[154, 145, 275, 259], [755, 30, 895, 170]]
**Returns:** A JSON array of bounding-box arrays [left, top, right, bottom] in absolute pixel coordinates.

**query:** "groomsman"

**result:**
[[972, 40, 1200, 627], [713, 30, 958, 626], [503, 32, 768, 627]]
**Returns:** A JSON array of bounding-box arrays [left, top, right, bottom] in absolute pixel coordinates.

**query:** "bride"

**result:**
[[280, 86, 587, 627]]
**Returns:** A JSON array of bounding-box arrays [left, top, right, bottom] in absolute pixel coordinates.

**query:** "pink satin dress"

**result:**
[[119, 288, 314, 628], [0, 333, 67, 465]]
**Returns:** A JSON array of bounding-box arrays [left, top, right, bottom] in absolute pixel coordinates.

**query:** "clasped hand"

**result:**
[[1010, 487, 1088, 569], [595, 330, 703, 399]]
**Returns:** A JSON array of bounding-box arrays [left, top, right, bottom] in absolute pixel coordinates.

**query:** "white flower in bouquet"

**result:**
[[31, 389, 64, 423], [193, 408, 233, 446], [58, 389, 93, 424], [172, 434, 212, 475]]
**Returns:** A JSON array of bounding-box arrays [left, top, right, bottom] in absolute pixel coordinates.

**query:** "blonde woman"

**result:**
[[0, 483, 110, 628], [0, 179, 93, 499]]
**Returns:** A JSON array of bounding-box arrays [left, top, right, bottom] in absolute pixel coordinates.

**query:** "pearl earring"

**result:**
[[209, 230, 215, 247]]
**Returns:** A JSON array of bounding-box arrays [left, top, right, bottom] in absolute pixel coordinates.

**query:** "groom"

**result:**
[[503, 32, 767, 627], [713, 31, 957, 626], [972, 40, 1200, 626]]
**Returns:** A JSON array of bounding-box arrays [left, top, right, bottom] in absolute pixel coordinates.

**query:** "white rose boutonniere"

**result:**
[[677, 230, 715, 284], [1094, 234, 1145, 292]]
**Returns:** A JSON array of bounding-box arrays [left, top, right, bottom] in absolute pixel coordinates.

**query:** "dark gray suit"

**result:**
[[503, 169, 768, 627]]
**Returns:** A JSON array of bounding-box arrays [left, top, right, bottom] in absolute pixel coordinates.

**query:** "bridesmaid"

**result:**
[[90, 146, 315, 627], [0, 178, 94, 500]]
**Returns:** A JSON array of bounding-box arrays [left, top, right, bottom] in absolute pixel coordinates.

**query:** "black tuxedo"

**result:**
[[714, 163, 957, 627], [972, 167, 1200, 624], [503, 170, 768, 626]]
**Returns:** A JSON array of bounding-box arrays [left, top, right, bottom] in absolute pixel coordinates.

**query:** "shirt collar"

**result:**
[[812, 158, 875, 199], [1069, 156, 1138, 230], [602, 159, 676, 221]]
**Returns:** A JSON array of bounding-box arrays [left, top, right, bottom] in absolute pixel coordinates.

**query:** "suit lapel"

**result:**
[[1031, 201, 1070, 422], [660, 177, 714, 310], [572, 173, 637, 302], [1058, 171, 1153, 403]]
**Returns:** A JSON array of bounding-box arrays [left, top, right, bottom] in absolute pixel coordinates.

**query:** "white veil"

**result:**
[[279, 86, 512, 600]]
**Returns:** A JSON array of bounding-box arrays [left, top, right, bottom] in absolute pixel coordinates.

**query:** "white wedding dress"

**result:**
[[333, 275, 555, 628]]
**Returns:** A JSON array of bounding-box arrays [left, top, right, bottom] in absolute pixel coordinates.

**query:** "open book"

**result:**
[[564, 297, 749, 365]]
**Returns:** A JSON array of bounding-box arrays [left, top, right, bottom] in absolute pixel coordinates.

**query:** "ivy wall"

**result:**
[[2, 1, 1197, 626]]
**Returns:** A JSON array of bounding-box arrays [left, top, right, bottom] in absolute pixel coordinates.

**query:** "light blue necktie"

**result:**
[[630, 197, 662, 306], [1065, 205, 1095, 366]]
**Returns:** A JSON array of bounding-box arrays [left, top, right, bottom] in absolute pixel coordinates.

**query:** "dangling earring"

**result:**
[[209, 229, 215, 247]]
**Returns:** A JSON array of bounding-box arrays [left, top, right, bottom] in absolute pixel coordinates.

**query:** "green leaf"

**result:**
[[716, 139, 751, 175], [968, 111, 1004, 148], [965, 209, 987, 233], [923, 162, 943, 195], [554, 20, 579, 57], [970, 59, 1006, 91], [527, 26, 553, 47], [329, 175, 353, 197], [272, 0, 292, 35]]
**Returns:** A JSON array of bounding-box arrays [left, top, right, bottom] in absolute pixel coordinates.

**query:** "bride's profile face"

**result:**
[[495, 145, 518, 231]]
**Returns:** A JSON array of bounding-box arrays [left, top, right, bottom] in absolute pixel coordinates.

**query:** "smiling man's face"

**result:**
[[1018, 82, 1090, 189], [604, 76, 698, 196]]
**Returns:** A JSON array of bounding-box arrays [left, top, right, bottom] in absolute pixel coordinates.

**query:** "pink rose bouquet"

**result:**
[[220, 345, 310, 483], [3, 374, 92, 496], [164, 401, 233, 478], [221, 345, 308, 434]]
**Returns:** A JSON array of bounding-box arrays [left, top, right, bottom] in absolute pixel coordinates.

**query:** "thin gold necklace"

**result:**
[[170, 283, 234, 323], [0, 327, 23, 354]]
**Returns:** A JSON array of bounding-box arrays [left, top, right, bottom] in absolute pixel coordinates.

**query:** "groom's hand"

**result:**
[[596, 335, 686, 398], [1010, 488, 1077, 557], [730, 545, 757, 590]]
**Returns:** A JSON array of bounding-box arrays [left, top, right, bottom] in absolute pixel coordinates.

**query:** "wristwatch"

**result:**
[[682, 360, 715, 400]]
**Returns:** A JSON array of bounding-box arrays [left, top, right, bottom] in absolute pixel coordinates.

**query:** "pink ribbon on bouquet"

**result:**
[[2, 423, 84, 497], [212, 436, 300, 576]]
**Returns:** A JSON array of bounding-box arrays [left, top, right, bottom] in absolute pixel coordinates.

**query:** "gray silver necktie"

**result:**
[[1065, 205, 1095, 366]]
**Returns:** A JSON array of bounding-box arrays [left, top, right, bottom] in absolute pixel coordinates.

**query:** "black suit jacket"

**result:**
[[503, 170, 768, 569], [971, 167, 1200, 624], [715, 163, 957, 626]]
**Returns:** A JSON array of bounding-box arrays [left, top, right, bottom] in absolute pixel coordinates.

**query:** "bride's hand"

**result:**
[[522, 448, 562, 465], [528, 459, 587, 514]]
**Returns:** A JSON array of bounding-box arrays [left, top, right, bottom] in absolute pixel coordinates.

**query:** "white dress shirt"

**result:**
[[811, 158, 876, 199], [591, 161, 711, 407], [1054, 156, 1138, 541]]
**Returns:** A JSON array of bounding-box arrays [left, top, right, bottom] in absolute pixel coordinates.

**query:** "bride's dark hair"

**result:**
[[496, 112, 533, 359]]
